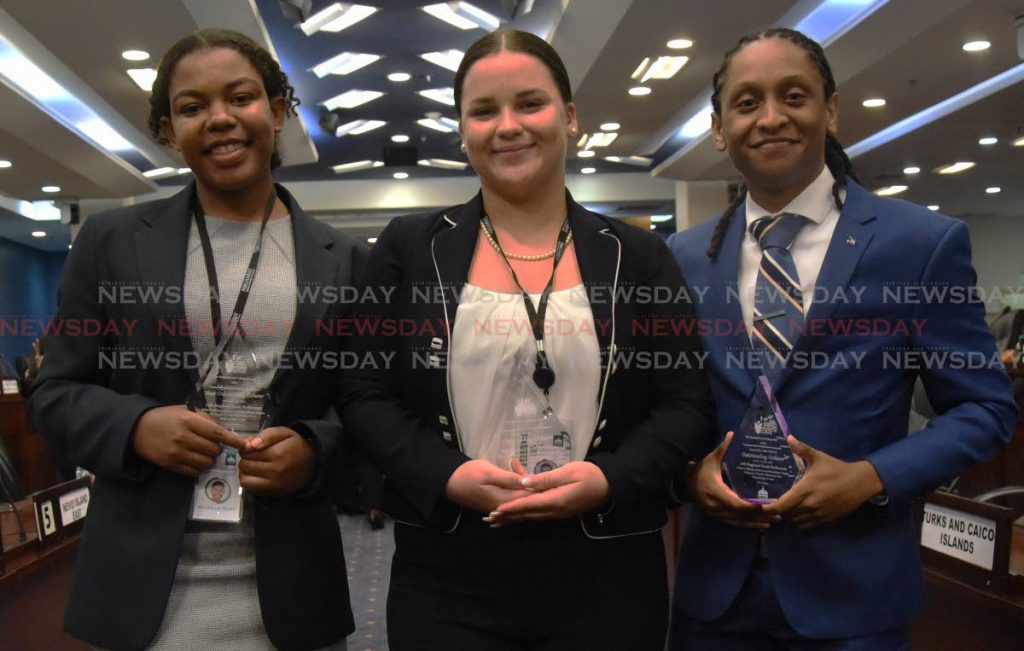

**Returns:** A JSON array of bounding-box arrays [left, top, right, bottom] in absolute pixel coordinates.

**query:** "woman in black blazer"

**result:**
[[342, 29, 713, 649], [28, 30, 361, 650]]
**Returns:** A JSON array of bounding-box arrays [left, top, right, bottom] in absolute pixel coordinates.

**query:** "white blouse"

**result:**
[[450, 284, 602, 469]]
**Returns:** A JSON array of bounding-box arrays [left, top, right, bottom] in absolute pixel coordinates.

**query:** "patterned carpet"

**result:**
[[339, 513, 395, 650]]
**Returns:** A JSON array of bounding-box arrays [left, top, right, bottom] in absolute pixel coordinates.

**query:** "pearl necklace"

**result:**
[[480, 221, 573, 261]]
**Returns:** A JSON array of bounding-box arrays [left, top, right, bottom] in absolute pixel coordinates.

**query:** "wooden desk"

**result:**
[[0, 393, 58, 494], [0, 499, 87, 651], [912, 525, 1024, 650]]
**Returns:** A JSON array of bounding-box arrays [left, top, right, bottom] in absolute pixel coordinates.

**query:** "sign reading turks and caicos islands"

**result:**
[[920, 502, 998, 570]]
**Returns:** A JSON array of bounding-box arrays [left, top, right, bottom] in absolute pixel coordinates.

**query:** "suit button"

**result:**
[[438, 415, 449, 426], [592, 436, 602, 448], [429, 354, 440, 368], [442, 431, 453, 442], [598, 419, 607, 431], [430, 337, 444, 350]]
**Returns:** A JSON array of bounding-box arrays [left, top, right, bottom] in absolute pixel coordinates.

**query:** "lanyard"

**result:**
[[480, 214, 572, 395], [191, 187, 277, 349]]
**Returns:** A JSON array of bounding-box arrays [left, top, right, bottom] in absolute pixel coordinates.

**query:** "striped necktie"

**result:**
[[750, 213, 808, 381]]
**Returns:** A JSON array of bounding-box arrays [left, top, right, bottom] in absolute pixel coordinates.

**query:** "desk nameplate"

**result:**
[[918, 491, 1014, 593], [31, 476, 91, 547]]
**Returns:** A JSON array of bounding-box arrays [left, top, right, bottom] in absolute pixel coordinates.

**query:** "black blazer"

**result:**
[[341, 191, 713, 538], [28, 183, 364, 651]]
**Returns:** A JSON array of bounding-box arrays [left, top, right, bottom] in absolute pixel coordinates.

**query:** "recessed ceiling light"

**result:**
[[936, 161, 975, 174], [420, 50, 465, 72], [367, 237, 378, 244], [312, 52, 380, 78], [121, 49, 149, 61], [178, 168, 192, 174], [927, 205, 940, 211], [962, 40, 990, 52], [580, 167, 596, 174], [391, 134, 410, 143], [394, 172, 409, 179], [874, 185, 907, 196], [577, 133, 588, 147], [985, 186, 1001, 194], [422, 2, 501, 31], [862, 98, 886, 108], [631, 56, 689, 82], [903, 166, 920, 175], [41, 185, 60, 193], [31, 231, 45, 238], [651, 214, 673, 223], [322, 89, 384, 110], [388, 72, 411, 82], [628, 86, 652, 96], [578, 150, 595, 158], [126, 68, 157, 92], [1013, 136, 1024, 147], [418, 88, 455, 106], [599, 122, 620, 131], [299, 3, 378, 35], [335, 119, 387, 137], [667, 38, 694, 50], [0, 160, 11, 168], [978, 136, 998, 145]]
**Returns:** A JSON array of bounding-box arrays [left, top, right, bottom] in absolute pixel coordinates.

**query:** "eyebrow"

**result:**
[[729, 74, 815, 95], [171, 77, 261, 102], [466, 88, 550, 106]]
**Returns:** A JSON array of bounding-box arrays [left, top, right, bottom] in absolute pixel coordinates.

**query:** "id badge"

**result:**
[[499, 371, 573, 473], [190, 446, 243, 522]]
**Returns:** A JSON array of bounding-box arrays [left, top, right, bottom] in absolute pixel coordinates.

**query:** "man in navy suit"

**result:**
[[666, 29, 1016, 648]]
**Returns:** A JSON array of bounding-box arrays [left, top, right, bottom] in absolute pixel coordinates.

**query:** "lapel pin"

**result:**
[[846, 236, 857, 246]]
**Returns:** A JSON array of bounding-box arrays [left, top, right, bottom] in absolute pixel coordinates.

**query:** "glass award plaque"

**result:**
[[187, 328, 276, 522], [722, 375, 803, 504]]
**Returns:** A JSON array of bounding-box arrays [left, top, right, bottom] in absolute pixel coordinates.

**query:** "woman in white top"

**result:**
[[342, 29, 713, 649]]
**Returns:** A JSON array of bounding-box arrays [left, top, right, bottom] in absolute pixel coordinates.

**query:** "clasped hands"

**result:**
[[690, 431, 885, 530], [445, 458, 610, 526], [131, 405, 314, 496]]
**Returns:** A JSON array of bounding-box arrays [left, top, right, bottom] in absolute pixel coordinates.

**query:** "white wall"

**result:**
[[960, 214, 1024, 310]]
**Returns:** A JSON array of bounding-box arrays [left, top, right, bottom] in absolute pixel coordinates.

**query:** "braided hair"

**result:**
[[706, 28, 858, 258]]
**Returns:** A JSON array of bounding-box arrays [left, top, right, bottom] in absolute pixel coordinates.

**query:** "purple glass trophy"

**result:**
[[722, 375, 804, 504]]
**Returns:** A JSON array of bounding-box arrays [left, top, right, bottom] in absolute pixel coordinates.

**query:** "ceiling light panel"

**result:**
[[322, 89, 384, 110], [126, 68, 157, 91], [300, 3, 378, 35], [585, 132, 618, 148], [422, 2, 502, 31], [332, 160, 383, 174], [874, 185, 907, 196], [121, 49, 149, 61], [418, 158, 468, 169], [418, 88, 455, 106], [962, 40, 990, 52], [417, 117, 459, 132], [334, 119, 386, 137], [667, 39, 693, 50], [935, 161, 975, 174], [420, 50, 465, 72], [312, 52, 380, 78], [632, 56, 689, 82]]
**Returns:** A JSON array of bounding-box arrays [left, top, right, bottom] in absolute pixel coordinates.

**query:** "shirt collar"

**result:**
[[745, 165, 837, 227]]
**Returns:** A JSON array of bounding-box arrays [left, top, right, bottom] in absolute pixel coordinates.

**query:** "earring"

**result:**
[[460, 142, 466, 153], [569, 126, 578, 137]]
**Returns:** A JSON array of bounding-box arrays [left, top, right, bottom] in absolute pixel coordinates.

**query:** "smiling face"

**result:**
[[459, 50, 577, 199], [161, 47, 284, 203], [712, 38, 838, 206]]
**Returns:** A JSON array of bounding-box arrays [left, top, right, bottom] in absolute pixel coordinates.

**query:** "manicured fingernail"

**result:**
[[520, 477, 531, 486]]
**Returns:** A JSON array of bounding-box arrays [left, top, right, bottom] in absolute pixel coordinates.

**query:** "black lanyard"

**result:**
[[191, 187, 277, 349], [480, 214, 572, 395]]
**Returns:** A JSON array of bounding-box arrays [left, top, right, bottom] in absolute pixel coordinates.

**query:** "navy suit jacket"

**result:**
[[28, 183, 363, 651], [666, 180, 1016, 638]]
